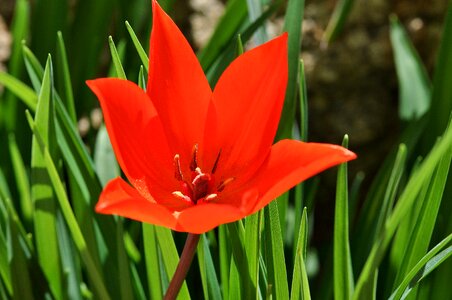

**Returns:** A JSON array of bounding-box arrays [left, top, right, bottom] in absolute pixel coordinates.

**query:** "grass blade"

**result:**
[[109, 36, 127, 79], [197, 234, 222, 300], [277, 0, 305, 139], [334, 135, 354, 300], [0, 72, 37, 111], [323, 0, 355, 43], [143, 224, 163, 300], [245, 211, 261, 300], [125, 21, 149, 72], [389, 234, 452, 300]]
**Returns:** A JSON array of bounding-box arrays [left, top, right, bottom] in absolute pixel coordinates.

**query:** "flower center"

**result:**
[[172, 144, 233, 205]]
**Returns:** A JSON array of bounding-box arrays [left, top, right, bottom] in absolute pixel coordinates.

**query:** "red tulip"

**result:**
[[87, 0, 356, 234]]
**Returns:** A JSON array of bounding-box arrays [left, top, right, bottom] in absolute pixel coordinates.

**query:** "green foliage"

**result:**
[[1, 0, 452, 299]]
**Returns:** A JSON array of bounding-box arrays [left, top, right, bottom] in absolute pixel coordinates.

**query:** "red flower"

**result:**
[[87, 0, 356, 234]]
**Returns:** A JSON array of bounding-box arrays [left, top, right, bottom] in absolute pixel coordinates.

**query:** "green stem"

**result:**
[[164, 233, 200, 300]]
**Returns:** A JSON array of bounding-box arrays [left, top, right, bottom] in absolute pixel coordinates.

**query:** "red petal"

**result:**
[[245, 139, 357, 214], [148, 0, 212, 164], [87, 79, 183, 207], [205, 34, 288, 180], [96, 178, 177, 228]]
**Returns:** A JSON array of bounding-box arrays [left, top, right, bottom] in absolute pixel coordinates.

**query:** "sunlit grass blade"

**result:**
[[277, 0, 305, 139], [8, 134, 32, 224], [218, 225, 231, 300], [393, 139, 452, 292], [265, 201, 289, 299], [389, 233, 452, 300], [227, 221, 252, 298], [0, 194, 12, 297], [334, 135, 354, 300], [22, 43, 45, 91], [154, 227, 190, 299], [246, 0, 267, 45], [323, 0, 355, 43], [30, 55, 63, 299], [25, 111, 111, 300], [143, 224, 163, 300], [125, 21, 149, 71], [290, 208, 310, 300], [198, 0, 247, 71], [56, 31, 77, 123], [197, 234, 222, 300], [353, 119, 452, 299], [0, 72, 37, 111], [109, 37, 127, 79], [245, 211, 261, 300], [390, 15, 431, 120]]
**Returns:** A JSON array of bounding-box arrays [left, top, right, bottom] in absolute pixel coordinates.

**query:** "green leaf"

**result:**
[[390, 16, 431, 120], [389, 234, 452, 300], [393, 139, 451, 290], [26, 111, 111, 300], [8, 134, 33, 224], [117, 220, 134, 299], [125, 21, 149, 72], [197, 234, 222, 300], [218, 225, 231, 300], [198, 0, 248, 71], [291, 208, 311, 300], [143, 224, 163, 300], [56, 31, 77, 123], [0, 72, 37, 111], [265, 201, 289, 299], [353, 118, 452, 299], [154, 227, 190, 299], [277, 0, 305, 139], [94, 125, 120, 186], [334, 135, 354, 300], [323, 0, 355, 43], [109, 36, 127, 79], [30, 55, 63, 299], [245, 211, 261, 300]]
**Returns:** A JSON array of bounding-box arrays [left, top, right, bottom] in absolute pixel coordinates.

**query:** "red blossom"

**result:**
[[87, 0, 356, 234]]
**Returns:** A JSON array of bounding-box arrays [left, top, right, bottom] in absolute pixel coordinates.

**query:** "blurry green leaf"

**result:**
[[8, 134, 32, 224], [117, 220, 134, 299], [218, 225, 231, 300], [323, 0, 355, 43], [197, 234, 222, 300], [30, 55, 63, 299], [154, 227, 190, 299], [298, 60, 308, 142], [22, 43, 45, 91], [389, 234, 452, 300], [390, 16, 431, 120], [125, 21, 149, 72], [334, 135, 354, 300], [277, 0, 305, 139], [246, 0, 267, 45], [0, 72, 37, 111], [198, 0, 248, 71], [56, 31, 77, 123], [94, 125, 120, 186], [143, 224, 163, 300], [291, 208, 311, 300], [423, 2, 452, 145]]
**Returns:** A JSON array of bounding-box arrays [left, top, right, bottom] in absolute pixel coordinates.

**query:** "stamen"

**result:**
[[198, 193, 218, 205], [217, 177, 235, 192], [211, 149, 222, 174], [173, 154, 183, 181], [190, 144, 199, 171], [172, 191, 193, 204], [192, 172, 211, 203]]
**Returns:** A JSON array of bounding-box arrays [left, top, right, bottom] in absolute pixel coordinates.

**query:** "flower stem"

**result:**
[[164, 233, 201, 300]]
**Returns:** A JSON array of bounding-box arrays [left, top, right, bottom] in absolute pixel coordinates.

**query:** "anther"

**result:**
[[172, 191, 193, 204], [211, 150, 222, 174], [190, 144, 199, 171], [173, 154, 183, 181], [217, 177, 235, 192]]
